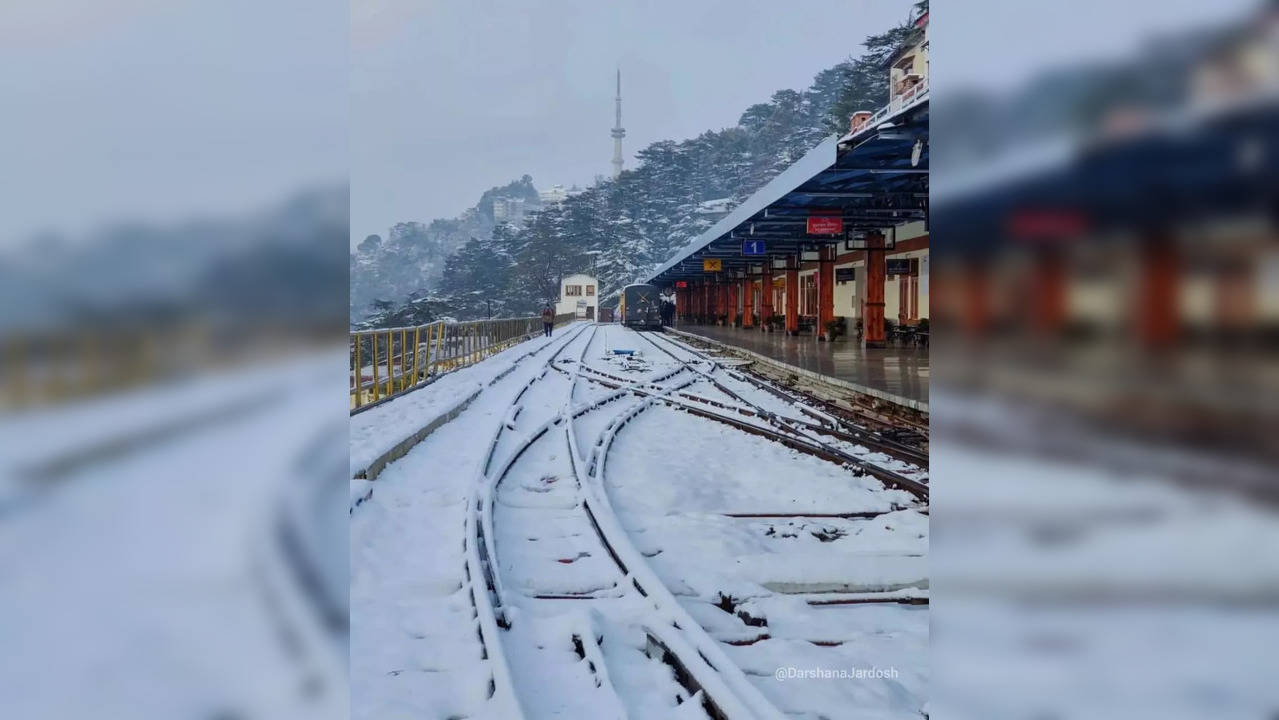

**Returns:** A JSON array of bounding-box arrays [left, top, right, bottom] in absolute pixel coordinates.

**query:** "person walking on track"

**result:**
[[541, 305, 554, 337]]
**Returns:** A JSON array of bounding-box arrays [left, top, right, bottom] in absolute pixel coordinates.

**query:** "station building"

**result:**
[[555, 273, 599, 320], [645, 9, 930, 408]]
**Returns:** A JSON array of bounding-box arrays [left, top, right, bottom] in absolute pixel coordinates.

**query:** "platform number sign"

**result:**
[[741, 240, 766, 256], [702, 258, 722, 272]]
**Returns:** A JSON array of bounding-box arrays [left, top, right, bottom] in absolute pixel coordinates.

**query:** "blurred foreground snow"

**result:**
[[0, 349, 349, 719], [0, 345, 350, 716]]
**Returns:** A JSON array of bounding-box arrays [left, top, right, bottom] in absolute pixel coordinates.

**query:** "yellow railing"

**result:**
[[1, 321, 342, 411], [349, 313, 575, 411]]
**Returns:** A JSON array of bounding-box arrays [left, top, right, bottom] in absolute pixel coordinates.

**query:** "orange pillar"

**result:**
[[728, 282, 738, 327], [862, 236, 886, 347], [1030, 247, 1067, 335], [818, 246, 837, 341], [960, 259, 991, 338], [760, 264, 775, 331], [785, 259, 799, 335], [1136, 234, 1179, 350], [742, 278, 755, 328]]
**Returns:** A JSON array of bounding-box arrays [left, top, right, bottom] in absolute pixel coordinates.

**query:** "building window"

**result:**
[[585, 285, 595, 296], [565, 285, 582, 296]]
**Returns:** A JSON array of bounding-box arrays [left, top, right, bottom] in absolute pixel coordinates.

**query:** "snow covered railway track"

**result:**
[[358, 323, 924, 720], [650, 330, 929, 453], [579, 329, 929, 719], [633, 331, 929, 501], [351, 323, 600, 720], [475, 324, 781, 720]]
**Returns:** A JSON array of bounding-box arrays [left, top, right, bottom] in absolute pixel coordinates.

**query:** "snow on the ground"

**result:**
[[930, 387, 1279, 718], [354, 323, 928, 720], [351, 326, 593, 720], [932, 441, 1279, 597], [601, 398, 928, 719], [349, 377, 480, 476], [0, 350, 350, 720], [607, 405, 915, 516], [349, 324, 588, 478], [0, 359, 296, 503]]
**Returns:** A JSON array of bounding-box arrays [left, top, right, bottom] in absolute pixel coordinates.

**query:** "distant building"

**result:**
[[539, 184, 583, 205], [848, 7, 929, 136], [888, 8, 929, 104], [1190, 7, 1279, 106], [555, 273, 599, 320], [539, 185, 569, 204], [695, 197, 733, 218], [492, 196, 531, 224]]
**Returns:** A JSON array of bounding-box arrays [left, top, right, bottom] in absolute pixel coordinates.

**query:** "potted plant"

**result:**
[[823, 317, 847, 340], [717, 313, 728, 326], [765, 315, 785, 332]]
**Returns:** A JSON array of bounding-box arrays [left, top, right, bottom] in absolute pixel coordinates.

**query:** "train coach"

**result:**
[[618, 283, 662, 330]]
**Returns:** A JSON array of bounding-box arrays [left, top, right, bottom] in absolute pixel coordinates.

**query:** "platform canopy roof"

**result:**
[[646, 96, 928, 287], [933, 92, 1279, 256]]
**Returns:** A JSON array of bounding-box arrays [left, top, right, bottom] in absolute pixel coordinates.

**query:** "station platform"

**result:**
[[670, 324, 929, 411]]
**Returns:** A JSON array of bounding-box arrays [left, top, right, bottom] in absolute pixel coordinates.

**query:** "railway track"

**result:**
[[634, 330, 928, 500], [353, 323, 928, 720], [665, 329, 930, 441]]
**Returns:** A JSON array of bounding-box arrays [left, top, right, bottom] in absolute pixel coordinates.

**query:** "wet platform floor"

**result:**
[[673, 323, 929, 406]]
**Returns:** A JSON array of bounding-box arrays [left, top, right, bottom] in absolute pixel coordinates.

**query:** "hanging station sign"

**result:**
[[675, 280, 688, 288], [886, 258, 915, 276], [806, 216, 843, 235], [702, 258, 723, 272]]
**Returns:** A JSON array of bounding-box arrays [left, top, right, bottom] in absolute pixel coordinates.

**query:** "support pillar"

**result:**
[[862, 235, 886, 347], [818, 246, 837, 341], [760, 263, 775, 331], [728, 282, 738, 327], [741, 278, 754, 328], [1136, 233, 1179, 350], [960, 260, 991, 338], [1030, 247, 1067, 335], [785, 258, 799, 335]]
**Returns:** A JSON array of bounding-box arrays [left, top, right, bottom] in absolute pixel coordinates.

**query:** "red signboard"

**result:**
[[675, 280, 688, 288], [1007, 209, 1088, 240], [807, 216, 843, 235]]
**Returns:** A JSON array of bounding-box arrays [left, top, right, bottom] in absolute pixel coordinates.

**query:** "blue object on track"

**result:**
[[612, 349, 635, 356]]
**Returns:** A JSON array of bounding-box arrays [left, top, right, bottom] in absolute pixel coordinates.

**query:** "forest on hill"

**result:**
[[352, 6, 921, 329]]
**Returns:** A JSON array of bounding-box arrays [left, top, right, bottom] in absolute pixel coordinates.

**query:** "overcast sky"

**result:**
[[0, 0, 1258, 251], [351, 0, 917, 247], [0, 0, 347, 249]]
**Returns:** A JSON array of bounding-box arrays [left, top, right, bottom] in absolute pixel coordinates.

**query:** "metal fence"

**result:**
[[349, 313, 574, 411]]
